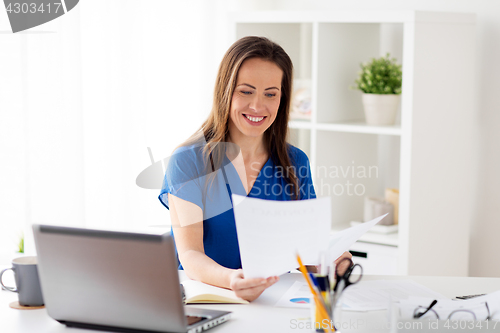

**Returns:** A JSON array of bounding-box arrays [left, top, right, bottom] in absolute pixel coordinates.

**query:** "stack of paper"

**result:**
[[340, 280, 447, 312]]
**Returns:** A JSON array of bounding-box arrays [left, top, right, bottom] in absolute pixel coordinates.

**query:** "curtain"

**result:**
[[0, 0, 235, 260]]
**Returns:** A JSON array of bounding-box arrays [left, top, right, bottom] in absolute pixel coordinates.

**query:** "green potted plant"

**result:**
[[353, 53, 402, 126], [17, 233, 24, 254]]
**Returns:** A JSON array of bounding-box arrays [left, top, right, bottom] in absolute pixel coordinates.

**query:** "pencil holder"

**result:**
[[331, 293, 343, 333], [309, 297, 320, 331], [310, 297, 337, 332]]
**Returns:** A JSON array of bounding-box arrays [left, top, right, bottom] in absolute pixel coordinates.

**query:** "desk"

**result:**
[[1, 272, 500, 333]]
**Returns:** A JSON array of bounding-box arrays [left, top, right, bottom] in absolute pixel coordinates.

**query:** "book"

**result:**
[[181, 280, 249, 304]]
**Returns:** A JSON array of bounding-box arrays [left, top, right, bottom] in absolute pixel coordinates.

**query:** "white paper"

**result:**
[[274, 279, 447, 312], [232, 195, 331, 278], [275, 281, 312, 308], [328, 214, 387, 262], [232, 194, 387, 279], [398, 291, 500, 321], [340, 280, 448, 312]]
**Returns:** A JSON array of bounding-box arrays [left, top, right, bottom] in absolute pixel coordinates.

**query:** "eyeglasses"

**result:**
[[413, 300, 438, 319], [413, 300, 492, 321], [448, 302, 491, 321]]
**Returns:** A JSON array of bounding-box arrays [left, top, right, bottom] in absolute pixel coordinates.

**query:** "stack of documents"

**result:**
[[339, 280, 447, 312]]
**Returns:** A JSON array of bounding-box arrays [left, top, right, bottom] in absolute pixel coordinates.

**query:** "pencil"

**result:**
[[296, 253, 334, 333]]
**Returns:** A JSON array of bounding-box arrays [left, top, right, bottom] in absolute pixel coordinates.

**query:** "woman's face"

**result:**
[[229, 57, 283, 140]]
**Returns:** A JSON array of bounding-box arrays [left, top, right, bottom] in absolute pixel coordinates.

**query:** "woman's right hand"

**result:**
[[229, 269, 279, 302]]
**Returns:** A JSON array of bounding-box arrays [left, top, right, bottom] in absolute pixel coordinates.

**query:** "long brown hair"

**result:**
[[185, 36, 299, 199]]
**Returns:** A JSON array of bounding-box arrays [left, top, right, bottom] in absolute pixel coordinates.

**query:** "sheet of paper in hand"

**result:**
[[232, 194, 387, 279]]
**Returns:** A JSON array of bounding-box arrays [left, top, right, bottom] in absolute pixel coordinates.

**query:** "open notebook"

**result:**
[[181, 280, 249, 304]]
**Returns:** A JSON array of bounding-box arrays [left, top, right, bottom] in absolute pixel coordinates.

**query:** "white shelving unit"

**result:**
[[230, 11, 476, 276], [290, 121, 403, 136]]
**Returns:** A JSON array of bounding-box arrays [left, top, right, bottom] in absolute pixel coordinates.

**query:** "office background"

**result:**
[[0, 0, 498, 277]]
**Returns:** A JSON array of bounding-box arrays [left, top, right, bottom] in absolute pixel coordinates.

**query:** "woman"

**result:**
[[159, 36, 351, 301]]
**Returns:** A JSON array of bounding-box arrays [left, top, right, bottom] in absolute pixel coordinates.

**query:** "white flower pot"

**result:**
[[361, 93, 401, 126]]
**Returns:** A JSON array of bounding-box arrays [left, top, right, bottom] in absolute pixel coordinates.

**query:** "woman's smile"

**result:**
[[243, 114, 267, 125]]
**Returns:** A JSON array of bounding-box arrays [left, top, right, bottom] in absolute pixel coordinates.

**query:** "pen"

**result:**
[[313, 273, 332, 331], [318, 251, 331, 310], [296, 253, 334, 333], [316, 275, 331, 313], [311, 272, 331, 307], [309, 273, 319, 287], [331, 278, 345, 315], [329, 262, 336, 293]]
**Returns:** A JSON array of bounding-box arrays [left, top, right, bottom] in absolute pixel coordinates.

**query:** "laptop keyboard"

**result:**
[[186, 315, 205, 325]]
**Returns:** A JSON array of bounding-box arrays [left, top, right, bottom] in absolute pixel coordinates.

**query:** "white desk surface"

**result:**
[[1, 271, 500, 333]]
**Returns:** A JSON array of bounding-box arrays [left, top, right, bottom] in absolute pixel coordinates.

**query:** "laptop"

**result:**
[[33, 224, 231, 333]]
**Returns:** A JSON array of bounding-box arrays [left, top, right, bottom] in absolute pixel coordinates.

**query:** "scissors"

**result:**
[[333, 257, 363, 292], [331, 258, 363, 312]]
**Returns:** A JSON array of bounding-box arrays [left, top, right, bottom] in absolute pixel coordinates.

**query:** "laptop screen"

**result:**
[[33, 225, 187, 333]]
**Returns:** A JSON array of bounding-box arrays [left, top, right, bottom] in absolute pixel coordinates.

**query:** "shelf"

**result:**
[[231, 10, 476, 25], [316, 121, 402, 136], [357, 231, 399, 247], [288, 120, 313, 129], [331, 223, 399, 247], [289, 120, 402, 136], [235, 9, 476, 276]]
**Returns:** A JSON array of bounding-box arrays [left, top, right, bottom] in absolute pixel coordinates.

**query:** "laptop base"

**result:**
[[60, 320, 175, 333]]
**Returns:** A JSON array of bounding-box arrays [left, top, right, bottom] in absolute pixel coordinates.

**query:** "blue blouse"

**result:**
[[158, 142, 316, 269]]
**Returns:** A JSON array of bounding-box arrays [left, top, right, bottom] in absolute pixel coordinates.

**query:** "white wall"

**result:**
[[1, 0, 499, 277]]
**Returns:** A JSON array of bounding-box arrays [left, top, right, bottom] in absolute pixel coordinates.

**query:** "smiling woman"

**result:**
[[158, 36, 349, 302], [229, 57, 283, 193]]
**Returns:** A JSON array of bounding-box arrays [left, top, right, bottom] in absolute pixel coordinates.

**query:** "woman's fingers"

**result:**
[[234, 276, 279, 302], [335, 251, 352, 262], [233, 275, 278, 292], [230, 272, 266, 290], [229, 270, 279, 302], [335, 251, 353, 275]]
